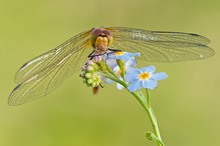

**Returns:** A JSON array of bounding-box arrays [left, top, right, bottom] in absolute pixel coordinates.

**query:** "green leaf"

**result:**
[[146, 131, 165, 146]]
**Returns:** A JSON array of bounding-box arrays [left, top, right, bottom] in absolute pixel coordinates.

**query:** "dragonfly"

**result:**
[[8, 26, 214, 106]]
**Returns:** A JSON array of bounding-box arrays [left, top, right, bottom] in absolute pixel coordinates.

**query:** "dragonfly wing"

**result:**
[[9, 30, 92, 105], [14, 30, 91, 83], [106, 27, 214, 62]]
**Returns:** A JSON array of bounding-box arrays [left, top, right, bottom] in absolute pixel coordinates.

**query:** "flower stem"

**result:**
[[104, 73, 165, 145], [131, 90, 165, 146]]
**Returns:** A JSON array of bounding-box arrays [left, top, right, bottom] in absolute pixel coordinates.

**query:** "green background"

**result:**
[[0, 0, 219, 146]]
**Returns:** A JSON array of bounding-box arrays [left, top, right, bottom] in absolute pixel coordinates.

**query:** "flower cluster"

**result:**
[[80, 60, 102, 88], [79, 51, 168, 145], [80, 51, 167, 92]]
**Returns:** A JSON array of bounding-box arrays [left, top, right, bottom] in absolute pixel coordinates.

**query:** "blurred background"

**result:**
[[0, 0, 219, 145]]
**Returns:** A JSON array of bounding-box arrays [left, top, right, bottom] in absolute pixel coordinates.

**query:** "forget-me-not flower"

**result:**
[[105, 52, 139, 90], [125, 65, 168, 92]]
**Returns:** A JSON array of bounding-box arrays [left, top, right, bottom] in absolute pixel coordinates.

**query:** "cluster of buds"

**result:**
[[80, 59, 102, 88]]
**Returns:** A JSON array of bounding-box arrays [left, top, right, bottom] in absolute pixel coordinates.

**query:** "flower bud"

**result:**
[[85, 73, 92, 78]]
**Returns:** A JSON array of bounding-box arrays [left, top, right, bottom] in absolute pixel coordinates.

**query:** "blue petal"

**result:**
[[116, 55, 129, 60], [140, 65, 156, 73], [106, 52, 140, 61], [116, 83, 124, 90], [113, 52, 129, 60], [105, 53, 120, 60], [125, 57, 137, 68], [125, 68, 141, 82], [127, 52, 140, 57], [106, 79, 113, 84], [106, 59, 117, 69], [102, 53, 108, 59], [113, 66, 120, 73], [127, 80, 142, 92], [151, 72, 168, 80], [142, 79, 158, 90]]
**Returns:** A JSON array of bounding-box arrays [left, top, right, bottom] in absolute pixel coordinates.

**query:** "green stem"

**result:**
[[104, 74, 165, 146], [130, 90, 165, 146]]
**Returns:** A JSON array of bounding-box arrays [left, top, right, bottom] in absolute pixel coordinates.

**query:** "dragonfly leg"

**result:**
[[107, 48, 122, 52], [105, 48, 122, 57], [99, 83, 104, 88], [88, 51, 107, 59], [88, 48, 122, 60], [88, 50, 96, 59], [88, 50, 105, 60]]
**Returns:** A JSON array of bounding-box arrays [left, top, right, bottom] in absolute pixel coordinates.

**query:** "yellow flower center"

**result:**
[[139, 72, 150, 80], [114, 51, 124, 56], [117, 69, 122, 75]]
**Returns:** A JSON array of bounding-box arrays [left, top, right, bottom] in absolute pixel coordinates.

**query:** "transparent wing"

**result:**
[[106, 27, 214, 62], [9, 30, 92, 105]]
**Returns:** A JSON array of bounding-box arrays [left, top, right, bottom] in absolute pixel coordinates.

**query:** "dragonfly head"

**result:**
[[90, 27, 113, 49]]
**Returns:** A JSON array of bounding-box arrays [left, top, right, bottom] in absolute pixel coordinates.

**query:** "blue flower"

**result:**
[[106, 51, 140, 60], [125, 65, 168, 92], [105, 57, 137, 90]]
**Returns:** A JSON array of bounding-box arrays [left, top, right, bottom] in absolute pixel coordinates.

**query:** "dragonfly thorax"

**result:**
[[90, 27, 113, 54]]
